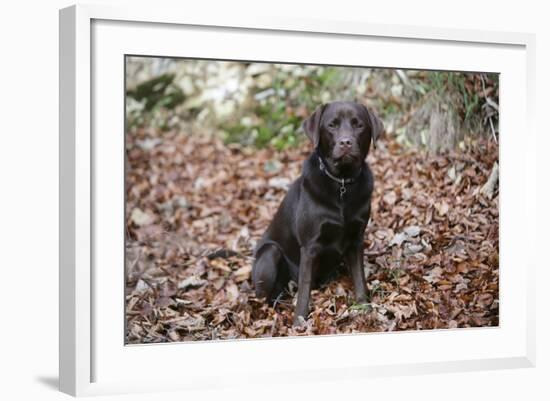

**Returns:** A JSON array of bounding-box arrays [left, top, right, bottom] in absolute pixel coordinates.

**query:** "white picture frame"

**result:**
[[59, 3, 536, 397]]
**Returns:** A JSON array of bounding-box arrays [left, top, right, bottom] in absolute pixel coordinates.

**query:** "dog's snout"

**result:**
[[339, 136, 353, 148]]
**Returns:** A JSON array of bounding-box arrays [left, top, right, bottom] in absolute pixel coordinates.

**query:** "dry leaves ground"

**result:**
[[125, 129, 499, 343]]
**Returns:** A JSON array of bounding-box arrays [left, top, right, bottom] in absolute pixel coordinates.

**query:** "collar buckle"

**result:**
[[318, 156, 356, 201], [339, 179, 346, 200]]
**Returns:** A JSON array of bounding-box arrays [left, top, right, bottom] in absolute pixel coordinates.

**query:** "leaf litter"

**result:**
[[125, 129, 499, 343]]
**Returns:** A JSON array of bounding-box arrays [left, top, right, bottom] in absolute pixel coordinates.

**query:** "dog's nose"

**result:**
[[339, 137, 353, 148]]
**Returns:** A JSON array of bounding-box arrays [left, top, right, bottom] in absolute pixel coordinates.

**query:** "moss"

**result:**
[[127, 73, 184, 111], [222, 66, 345, 149]]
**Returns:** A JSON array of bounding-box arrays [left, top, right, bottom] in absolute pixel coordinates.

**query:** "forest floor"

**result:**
[[125, 129, 499, 343]]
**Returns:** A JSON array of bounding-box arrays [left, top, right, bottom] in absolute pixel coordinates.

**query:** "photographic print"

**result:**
[[125, 57, 499, 344]]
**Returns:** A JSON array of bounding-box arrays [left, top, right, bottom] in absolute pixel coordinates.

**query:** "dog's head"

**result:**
[[302, 101, 383, 176]]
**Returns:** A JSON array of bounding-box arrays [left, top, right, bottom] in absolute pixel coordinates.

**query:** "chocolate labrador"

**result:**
[[252, 101, 383, 325]]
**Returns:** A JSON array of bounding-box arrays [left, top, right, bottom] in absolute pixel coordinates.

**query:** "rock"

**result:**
[[240, 116, 253, 127], [254, 88, 275, 101], [256, 73, 273, 89], [245, 63, 271, 76], [212, 100, 236, 119], [177, 75, 195, 95]]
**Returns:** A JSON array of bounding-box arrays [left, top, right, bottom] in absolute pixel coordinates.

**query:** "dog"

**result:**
[[252, 100, 383, 325]]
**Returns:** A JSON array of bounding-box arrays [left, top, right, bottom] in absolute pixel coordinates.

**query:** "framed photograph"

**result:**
[[59, 4, 536, 396]]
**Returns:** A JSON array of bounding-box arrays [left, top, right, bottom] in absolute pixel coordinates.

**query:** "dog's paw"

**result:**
[[292, 315, 307, 328]]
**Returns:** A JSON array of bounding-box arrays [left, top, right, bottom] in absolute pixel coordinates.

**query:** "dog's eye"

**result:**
[[351, 118, 364, 129], [328, 120, 340, 129]]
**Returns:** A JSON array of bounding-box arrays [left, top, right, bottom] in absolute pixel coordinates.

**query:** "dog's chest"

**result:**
[[318, 216, 364, 253]]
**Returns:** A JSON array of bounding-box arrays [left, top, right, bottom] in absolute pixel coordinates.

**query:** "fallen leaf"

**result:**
[[178, 276, 207, 290]]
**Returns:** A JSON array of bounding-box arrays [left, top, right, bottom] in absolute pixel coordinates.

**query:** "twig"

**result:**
[[365, 249, 391, 258], [272, 292, 285, 309], [396, 69, 413, 88]]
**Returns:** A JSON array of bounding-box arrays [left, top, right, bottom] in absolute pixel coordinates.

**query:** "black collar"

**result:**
[[316, 152, 362, 200]]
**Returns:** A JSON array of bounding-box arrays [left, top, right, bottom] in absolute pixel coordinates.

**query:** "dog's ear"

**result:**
[[364, 105, 384, 150], [301, 104, 326, 148]]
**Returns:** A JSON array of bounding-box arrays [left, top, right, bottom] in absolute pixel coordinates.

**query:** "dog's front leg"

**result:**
[[346, 241, 367, 303], [294, 246, 317, 326]]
